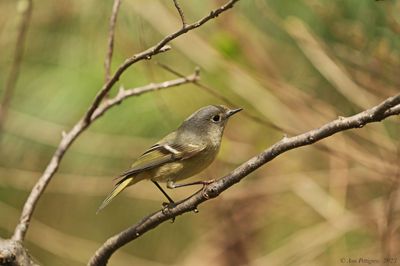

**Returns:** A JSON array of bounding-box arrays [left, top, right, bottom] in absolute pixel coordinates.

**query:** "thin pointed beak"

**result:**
[[226, 107, 243, 118]]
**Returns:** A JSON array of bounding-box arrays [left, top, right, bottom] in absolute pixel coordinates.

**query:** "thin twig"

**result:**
[[0, 0, 33, 132], [11, 71, 199, 242], [12, 0, 239, 243], [88, 94, 400, 266], [104, 0, 122, 83], [172, 0, 186, 27], [156, 62, 186, 78]]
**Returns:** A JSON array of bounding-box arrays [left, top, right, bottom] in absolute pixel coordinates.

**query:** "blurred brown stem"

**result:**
[[0, 0, 33, 132], [88, 94, 400, 266], [104, 0, 121, 83], [382, 148, 400, 259]]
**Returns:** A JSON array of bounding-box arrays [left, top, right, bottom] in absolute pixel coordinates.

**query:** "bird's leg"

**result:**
[[167, 179, 215, 214], [167, 179, 215, 189], [152, 180, 175, 205], [152, 180, 177, 222]]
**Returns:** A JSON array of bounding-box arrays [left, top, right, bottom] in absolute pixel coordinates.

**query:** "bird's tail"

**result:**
[[96, 177, 138, 214]]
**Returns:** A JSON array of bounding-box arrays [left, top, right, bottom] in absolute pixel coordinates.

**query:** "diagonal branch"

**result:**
[[12, 70, 200, 242], [12, 0, 239, 243], [88, 94, 400, 266], [104, 0, 122, 83]]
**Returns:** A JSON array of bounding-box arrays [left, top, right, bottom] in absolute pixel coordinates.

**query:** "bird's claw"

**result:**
[[162, 201, 176, 208], [202, 184, 211, 199], [203, 179, 215, 186], [162, 202, 176, 223]]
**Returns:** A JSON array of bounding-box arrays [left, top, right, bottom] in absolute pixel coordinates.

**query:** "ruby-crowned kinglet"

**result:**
[[97, 105, 242, 212]]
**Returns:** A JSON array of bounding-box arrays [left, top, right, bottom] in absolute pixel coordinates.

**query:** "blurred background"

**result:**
[[0, 0, 399, 265]]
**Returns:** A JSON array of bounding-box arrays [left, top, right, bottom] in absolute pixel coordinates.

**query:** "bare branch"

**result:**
[[88, 94, 400, 266], [12, 70, 199, 242], [0, 0, 33, 131], [0, 238, 37, 266], [172, 0, 186, 27], [104, 0, 122, 83], [12, 0, 238, 243], [83, 0, 240, 123]]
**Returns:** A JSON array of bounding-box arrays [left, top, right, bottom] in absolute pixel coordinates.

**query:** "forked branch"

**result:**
[[84, 0, 240, 123]]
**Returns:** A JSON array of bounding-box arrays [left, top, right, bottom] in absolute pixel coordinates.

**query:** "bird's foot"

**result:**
[[162, 201, 176, 209], [203, 179, 216, 186], [162, 199, 199, 215], [162, 201, 177, 223], [201, 179, 216, 199]]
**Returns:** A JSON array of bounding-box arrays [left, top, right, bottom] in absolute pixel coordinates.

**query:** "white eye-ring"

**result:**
[[211, 114, 221, 122]]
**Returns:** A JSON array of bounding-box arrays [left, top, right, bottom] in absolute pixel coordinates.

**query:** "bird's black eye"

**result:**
[[211, 114, 221, 122]]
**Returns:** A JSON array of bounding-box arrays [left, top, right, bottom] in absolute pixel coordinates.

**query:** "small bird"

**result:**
[[97, 105, 242, 212]]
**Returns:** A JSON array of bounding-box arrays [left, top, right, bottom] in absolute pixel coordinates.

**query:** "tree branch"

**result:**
[[12, 0, 239, 243], [104, 0, 122, 83], [0, 238, 37, 266], [12, 70, 199, 242], [88, 94, 400, 266], [84, 0, 240, 123]]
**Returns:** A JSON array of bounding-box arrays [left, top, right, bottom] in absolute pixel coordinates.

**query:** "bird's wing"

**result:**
[[98, 133, 206, 212], [117, 142, 205, 181]]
